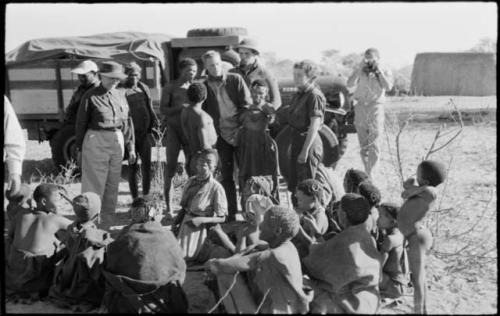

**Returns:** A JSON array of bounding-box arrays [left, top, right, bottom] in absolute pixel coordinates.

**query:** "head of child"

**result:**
[[343, 169, 370, 193], [242, 176, 273, 224], [130, 196, 162, 224], [259, 205, 300, 248], [187, 82, 207, 107], [73, 192, 101, 225], [295, 179, 323, 214], [339, 193, 372, 229], [358, 180, 381, 224], [195, 149, 218, 180], [417, 160, 447, 187], [33, 183, 61, 213], [377, 202, 399, 230], [250, 79, 268, 106]]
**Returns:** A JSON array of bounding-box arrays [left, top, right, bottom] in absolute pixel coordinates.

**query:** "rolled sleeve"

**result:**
[[212, 182, 228, 217], [307, 92, 326, 119], [4, 96, 26, 175]]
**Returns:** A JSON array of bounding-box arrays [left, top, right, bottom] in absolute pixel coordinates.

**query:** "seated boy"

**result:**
[[324, 168, 370, 239], [180, 82, 218, 176], [102, 196, 188, 313], [377, 202, 407, 301], [49, 192, 112, 311], [5, 183, 72, 299], [358, 180, 382, 239], [303, 193, 381, 314], [205, 205, 312, 314], [292, 179, 329, 259], [397, 160, 446, 314]]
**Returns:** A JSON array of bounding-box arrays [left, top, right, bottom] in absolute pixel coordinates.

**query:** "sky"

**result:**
[[5, 2, 498, 69]]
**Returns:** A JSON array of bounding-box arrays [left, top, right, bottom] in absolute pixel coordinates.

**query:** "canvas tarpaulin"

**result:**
[[5, 32, 173, 68]]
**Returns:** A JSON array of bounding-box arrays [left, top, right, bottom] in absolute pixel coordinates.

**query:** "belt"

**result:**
[[89, 128, 122, 132]]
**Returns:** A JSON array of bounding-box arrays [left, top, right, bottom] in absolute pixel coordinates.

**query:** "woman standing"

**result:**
[[287, 60, 327, 206], [160, 58, 198, 217], [75, 61, 136, 216]]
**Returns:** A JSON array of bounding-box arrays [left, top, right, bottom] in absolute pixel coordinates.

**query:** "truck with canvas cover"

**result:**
[[5, 27, 352, 169]]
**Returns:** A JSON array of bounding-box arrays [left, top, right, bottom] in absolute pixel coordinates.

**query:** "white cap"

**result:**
[[71, 60, 98, 74]]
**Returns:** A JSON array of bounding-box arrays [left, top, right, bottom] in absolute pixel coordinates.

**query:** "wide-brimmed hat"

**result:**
[[221, 49, 241, 67], [236, 38, 260, 55], [71, 60, 98, 74], [99, 61, 127, 79]]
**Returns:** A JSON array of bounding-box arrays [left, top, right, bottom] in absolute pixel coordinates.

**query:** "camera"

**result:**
[[363, 60, 378, 74]]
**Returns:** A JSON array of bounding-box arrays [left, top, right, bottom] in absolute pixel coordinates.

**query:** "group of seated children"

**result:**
[[5, 154, 446, 314]]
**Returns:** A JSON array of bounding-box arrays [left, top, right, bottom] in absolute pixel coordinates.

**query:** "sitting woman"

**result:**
[[210, 176, 277, 255], [176, 149, 228, 263]]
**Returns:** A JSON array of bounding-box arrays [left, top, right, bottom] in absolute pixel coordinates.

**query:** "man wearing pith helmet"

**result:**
[[230, 38, 282, 110], [63, 60, 100, 125]]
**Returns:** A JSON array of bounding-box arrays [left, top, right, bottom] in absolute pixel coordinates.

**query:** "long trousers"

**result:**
[[354, 102, 385, 178], [216, 136, 238, 221], [127, 133, 152, 199], [82, 130, 124, 214]]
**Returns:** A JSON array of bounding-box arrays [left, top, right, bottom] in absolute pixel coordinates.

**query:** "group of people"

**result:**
[[3, 37, 447, 314]]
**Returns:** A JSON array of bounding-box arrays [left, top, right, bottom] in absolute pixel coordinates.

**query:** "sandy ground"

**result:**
[[4, 96, 497, 314]]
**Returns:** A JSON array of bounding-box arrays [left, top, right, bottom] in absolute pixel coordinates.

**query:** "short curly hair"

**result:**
[[265, 205, 300, 239], [418, 160, 447, 187], [197, 148, 219, 166], [250, 78, 268, 90], [378, 202, 400, 220], [33, 183, 59, 204], [344, 169, 370, 193], [293, 60, 320, 80], [187, 82, 207, 104], [358, 181, 381, 207], [178, 58, 197, 71], [341, 193, 371, 226]]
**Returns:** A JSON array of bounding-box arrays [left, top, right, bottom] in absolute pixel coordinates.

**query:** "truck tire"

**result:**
[[186, 27, 248, 37], [49, 125, 79, 172]]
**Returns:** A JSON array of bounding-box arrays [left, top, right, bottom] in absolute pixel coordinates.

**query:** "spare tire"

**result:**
[[276, 124, 340, 182], [187, 27, 248, 37]]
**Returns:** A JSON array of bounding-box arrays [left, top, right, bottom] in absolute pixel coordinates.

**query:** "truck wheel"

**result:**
[[186, 27, 248, 37], [50, 125, 79, 172]]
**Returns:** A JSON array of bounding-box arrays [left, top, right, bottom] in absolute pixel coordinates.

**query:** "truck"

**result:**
[[5, 27, 353, 169]]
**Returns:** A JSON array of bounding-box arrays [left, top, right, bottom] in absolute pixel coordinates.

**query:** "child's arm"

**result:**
[[189, 215, 225, 227], [210, 224, 237, 254], [206, 251, 262, 274]]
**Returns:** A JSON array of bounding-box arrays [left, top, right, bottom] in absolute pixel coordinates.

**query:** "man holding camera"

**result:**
[[347, 48, 393, 179]]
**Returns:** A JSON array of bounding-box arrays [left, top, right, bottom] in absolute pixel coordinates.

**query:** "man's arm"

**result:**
[[375, 66, 393, 91], [4, 97, 26, 194], [264, 69, 282, 110], [140, 82, 160, 132], [75, 94, 92, 151], [160, 83, 185, 118], [298, 116, 322, 162], [210, 251, 262, 274]]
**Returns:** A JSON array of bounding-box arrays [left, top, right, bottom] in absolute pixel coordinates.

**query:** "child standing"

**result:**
[[180, 82, 218, 175], [5, 183, 71, 299], [397, 160, 447, 314], [292, 179, 329, 258], [50, 192, 112, 310], [377, 202, 407, 300], [177, 149, 228, 263], [237, 79, 280, 202]]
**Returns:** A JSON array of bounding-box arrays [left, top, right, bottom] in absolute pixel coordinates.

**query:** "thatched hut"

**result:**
[[410, 52, 496, 96]]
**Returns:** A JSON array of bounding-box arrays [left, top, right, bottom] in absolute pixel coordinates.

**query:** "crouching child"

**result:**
[[205, 205, 313, 314], [5, 183, 72, 300], [102, 197, 188, 313], [49, 192, 112, 311]]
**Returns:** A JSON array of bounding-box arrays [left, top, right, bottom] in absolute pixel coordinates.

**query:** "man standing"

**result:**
[[347, 48, 393, 178], [230, 38, 281, 110], [202, 50, 252, 221], [122, 62, 159, 200], [4, 95, 26, 197], [63, 60, 101, 126]]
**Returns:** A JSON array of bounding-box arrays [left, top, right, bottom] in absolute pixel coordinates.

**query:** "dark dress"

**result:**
[[237, 104, 279, 185]]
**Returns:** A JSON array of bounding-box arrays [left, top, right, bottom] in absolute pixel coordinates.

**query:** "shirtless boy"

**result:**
[[397, 160, 446, 314], [6, 183, 71, 299]]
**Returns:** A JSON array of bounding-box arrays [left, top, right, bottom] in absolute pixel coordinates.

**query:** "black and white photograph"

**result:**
[[3, 2, 497, 314]]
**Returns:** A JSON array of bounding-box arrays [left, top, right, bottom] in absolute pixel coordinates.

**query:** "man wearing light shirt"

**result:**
[[347, 48, 393, 179], [4, 95, 26, 197]]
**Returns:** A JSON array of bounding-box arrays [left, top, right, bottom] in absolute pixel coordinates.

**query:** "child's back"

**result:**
[[397, 184, 437, 237]]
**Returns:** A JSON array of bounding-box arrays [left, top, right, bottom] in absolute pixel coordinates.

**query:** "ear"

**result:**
[[40, 197, 48, 207]]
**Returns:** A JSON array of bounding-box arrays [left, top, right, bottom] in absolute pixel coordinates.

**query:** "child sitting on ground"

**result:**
[[210, 176, 276, 255], [176, 149, 228, 263], [304, 193, 381, 314], [5, 183, 72, 300], [324, 168, 370, 239], [49, 192, 112, 311], [377, 202, 407, 301], [205, 205, 312, 314], [292, 179, 329, 258], [397, 160, 447, 314]]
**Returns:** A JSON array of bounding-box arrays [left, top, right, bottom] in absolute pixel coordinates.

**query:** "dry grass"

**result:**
[[3, 96, 497, 314]]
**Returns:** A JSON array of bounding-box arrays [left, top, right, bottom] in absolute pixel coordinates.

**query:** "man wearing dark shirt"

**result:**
[[121, 62, 159, 199], [64, 60, 100, 125], [202, 50, 252, 221], [75, 61, 136, 215]]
